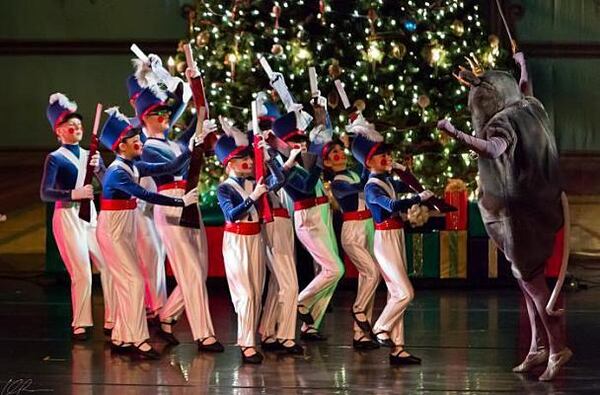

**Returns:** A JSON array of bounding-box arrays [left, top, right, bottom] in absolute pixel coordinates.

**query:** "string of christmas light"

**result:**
[[169, 0, 508, 204]]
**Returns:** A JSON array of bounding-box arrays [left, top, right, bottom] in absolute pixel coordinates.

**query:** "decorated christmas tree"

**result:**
[[170, 0, 507, 206]]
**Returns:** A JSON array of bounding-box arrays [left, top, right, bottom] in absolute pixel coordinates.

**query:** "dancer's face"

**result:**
[[228, 155, 254, 177], [118, 135, 143, 159], [56, 117, 84, 145], [143, 108, 171, 134], [323, 144, 348, 172], [367, 152, 392, 173]]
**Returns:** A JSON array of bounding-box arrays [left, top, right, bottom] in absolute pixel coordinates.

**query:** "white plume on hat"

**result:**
[[131, 58, 158, 88], [309, 124, 332, 146], [219, 116, 249, 147], [148, 82, 169, 102], [345, 113, 383, 142], [104, 107, 131, 123], [49, 93, 77, 112]]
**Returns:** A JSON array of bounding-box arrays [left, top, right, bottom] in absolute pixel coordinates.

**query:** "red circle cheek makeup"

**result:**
[[333, 154, 340, 161], [157, 116, 165, 123], [133, 143, 141, 151], [68, 128, 75, 134], [241, 163, 249, 170], [380, 158, 388, 167]]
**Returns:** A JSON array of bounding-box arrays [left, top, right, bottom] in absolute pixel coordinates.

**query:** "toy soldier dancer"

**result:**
[[351, 115, 433, 365], [136, 66, 223, 352], [41, 93, 115, 340], [216, 117, 285, 363], [96, 107, 199, 359]]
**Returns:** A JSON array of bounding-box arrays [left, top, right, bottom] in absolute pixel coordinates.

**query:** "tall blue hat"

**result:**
[[46, 93, 82, 131], [126, 74, 143, 105], [100, 107, 137, 151], [216, 117, 250, 165], [272, 111, 305, 142], [135, 86, 170, 121], [347, 114, 384, 166]]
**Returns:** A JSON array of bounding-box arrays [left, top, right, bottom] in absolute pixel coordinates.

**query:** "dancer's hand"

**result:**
[[513, 52, 526, 68], [71, 185, 93, 200], [182, 187, 199, 206], [437, 119, 457, 137], [89, 152, 101, 170], [249, 177, 267, 201], [284, 148, 303, 169]]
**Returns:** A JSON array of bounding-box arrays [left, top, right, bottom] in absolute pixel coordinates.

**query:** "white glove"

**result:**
[[89, 152, 100, 170], [185, 67, 201, 81], [148, 53, 163, 69], [71, 185, 93, 200], [513, 52, 526, 68], [418, 190, 434, 202], [249, 177, 268, 201], [437, 119, 457, 137], [392, 162, 406, 171], [257, 139, 271, 160], [284, 148, 303, 169], [182, 187, 199, 206], [203, 119, 217, 134], [312, 95, 327, 108], [189, 134, 205, 151]]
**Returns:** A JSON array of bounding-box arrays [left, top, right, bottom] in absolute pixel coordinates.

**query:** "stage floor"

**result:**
[[0, 277, 598, 394]]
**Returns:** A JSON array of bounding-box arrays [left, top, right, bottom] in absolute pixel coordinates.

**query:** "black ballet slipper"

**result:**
[[241, 347, 264, 364], [374, 331, 395, 348], [353, 335, 380, 351], [157, 321, 180, 346], [261, 336, 283, 352], [197, 336, 225, 353], [279, 339, 304, 355], [351, 310, 374, 336], [71, 327, 89, 341], [131, 340, 161, 360], [297, 305, 315, 325], [389, 348, 421, 366], [300, 327, 327, 342]]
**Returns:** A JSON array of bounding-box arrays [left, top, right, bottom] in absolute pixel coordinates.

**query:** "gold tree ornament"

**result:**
[[196, 31, 210, 47], [328, 59, 342, 78], [354, 99, 366, 112], [488, 34, 500, 48], [417, 94, 430, 109], [176, 60, 187, 74], [392, 43, 407, 59], [451, 19, 465, 36], [328, 90, 339, 109], [271, 43, 284, 55]]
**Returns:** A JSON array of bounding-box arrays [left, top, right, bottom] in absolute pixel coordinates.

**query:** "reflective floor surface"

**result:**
[[0, 276, 598, 394]]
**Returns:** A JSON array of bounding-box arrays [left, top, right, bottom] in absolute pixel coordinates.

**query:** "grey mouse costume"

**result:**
[[468, 70, 563, 280]]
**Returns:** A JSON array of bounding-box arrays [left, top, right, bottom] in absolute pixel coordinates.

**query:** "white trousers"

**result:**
[[52, 204, 115, 329], [295, 204, 345, 328], [259, 217, 299, 341], [341, 218, 380, 336], [97, 209, 149, 344], [154, 188, 215, 341], [135, 202, 167, 313], [372, 228, 414, 346], [222, 231, 265, 347]]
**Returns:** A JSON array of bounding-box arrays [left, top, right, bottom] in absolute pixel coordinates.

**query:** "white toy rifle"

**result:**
[[130, 43, 192, 102], [258, 55, 313, 130]]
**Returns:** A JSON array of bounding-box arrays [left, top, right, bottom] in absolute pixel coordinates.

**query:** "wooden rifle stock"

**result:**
[[79, 103, 102, 222], [251, 101, 273, 223], [179, 44, 206, 228]]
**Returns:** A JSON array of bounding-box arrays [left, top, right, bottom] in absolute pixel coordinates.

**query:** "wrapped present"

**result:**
[[405, 232, 440, 278], [467, 237, 511, 280], [444, 179, 468, 230], [468, 201, 487, 237], [439, 230, 467, 278]]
